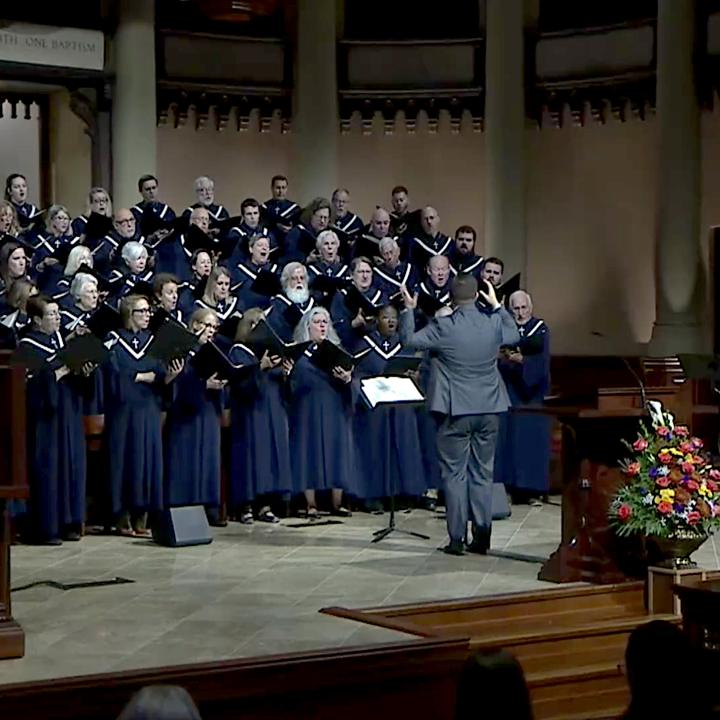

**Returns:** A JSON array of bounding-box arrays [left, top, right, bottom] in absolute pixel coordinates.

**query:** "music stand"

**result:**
[[359, 376, 431, 544]]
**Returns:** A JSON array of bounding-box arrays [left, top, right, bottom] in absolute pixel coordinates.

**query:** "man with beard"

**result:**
[[183, 176, 229, 225], [94, 208, 145, 274], [267, 261, 316, 341], [449, 226, 484, 279], [331, 188, 364, 247], [389, 185, 420, 239]]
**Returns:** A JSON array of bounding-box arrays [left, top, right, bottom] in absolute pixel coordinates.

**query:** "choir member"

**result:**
[[72, 186, 113, 238], [163, 307, 225, 517], [131, 174, 176, 227], [153, 273, 185, 325], [261, 174, 301, 239], [177, 207, 213, 279], [356, 208, 393, 262], [355, 304, 427, 505], [1, 277, 37, 344], [230, 234, 279, 311], [480, 256, 504, 288], [282, 197, 331, 264], [449, 225, 484, 278], [307, 230, 350, 308], [48, 245, 94, 303], [195, 265, 241, 326], [330, 256, 385, 351], [105, 294, 182, 535], [331, 188, 364, 242], [417, 255, 452, 319], [32, 205, 79, 288], [226, 198, 277, 263], [267, 262, 315, 341], [178, 249, 212, 315], [407, 206, 452, 272], [228, 308, 291, 523], [389, 185, 419, 237], [20, 295, 89, 544], [0, 241, 31, 315], [373, 237, 417, 297], [184, 176, 229, 224], [109, 241, 154, 303], [4, 173, 41, 230], [95, 208, 143, 273], [495, 291, 551, 506], [0, 199, 21, 242], [288, 307, 357, 517]]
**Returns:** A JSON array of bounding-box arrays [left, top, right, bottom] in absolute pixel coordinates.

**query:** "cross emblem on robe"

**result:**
[[50, 336, 58, 349], [382, 340, 391, 351], [518, 326, 526, 337], [131, 337, 140, 349]]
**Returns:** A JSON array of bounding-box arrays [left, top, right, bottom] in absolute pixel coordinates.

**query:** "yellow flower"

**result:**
[[659, 489, 675, 501], [699, 484, 710, 497]]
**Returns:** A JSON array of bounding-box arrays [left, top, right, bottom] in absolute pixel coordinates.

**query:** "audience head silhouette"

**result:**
[[117, 685, 202, 720]]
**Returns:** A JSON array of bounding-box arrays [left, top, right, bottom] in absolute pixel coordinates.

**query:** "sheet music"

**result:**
[[360, 376, 425, 408]]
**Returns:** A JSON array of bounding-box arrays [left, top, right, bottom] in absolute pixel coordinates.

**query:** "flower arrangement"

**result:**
[[610, 405, 720, 539]]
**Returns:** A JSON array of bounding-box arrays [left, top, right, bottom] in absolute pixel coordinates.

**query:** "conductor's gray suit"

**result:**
[[400, 304, 520, 543]]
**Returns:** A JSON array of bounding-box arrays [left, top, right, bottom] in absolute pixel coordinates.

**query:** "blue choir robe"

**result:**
[[226, 223, 278, 265], [71, 214, 88, 237], [93, 232, 147, 274], [353, 229, 385, 260], [230, 259, 280, 311], [333, 212, 364, 240], [131, 201, 176, 226], [389, 209, 421, 239], [105, 329, 166, 514], [12, 200, 42, 229], [330, 285, 386, 352], [192, 295, 241, 326], [372, 262, 417, 298], [355, 331, 428, 498], [163, 350, 222, 507], [178, 277, 204, 316], [31, 233, 81, 291], [151, 234, 186, 277], [20, 330, 87, 540], [46, 274, 72, 303], [416, 279, 452, 330], [182, 202, 229, 223], [308, 260, 350, 307], [0, 308, 30, 348], [282, 224, 318, 264], [59, 303, 106, 416], [266, 294, 315, 342], [407, 232, 452, 272], [449, 250, 484, 279], [494, 317, 551, 494], [227, 343, 292, 505], [287, 349, 359, 494], [261, 197, 301, 241], [108, 269, 155, 305]]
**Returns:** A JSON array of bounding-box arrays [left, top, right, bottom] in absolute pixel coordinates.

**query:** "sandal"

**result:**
[[239, 511, 254, 524], [257, 510, 280, 524], [331, 506, 352, 518], [306, 506, 319, 520]]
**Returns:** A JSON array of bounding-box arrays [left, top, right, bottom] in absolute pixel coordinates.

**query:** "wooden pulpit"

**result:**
[[0, 351, 28, 658]]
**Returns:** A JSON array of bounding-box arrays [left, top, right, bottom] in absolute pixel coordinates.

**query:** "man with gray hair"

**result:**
[[183, 176, 229, 224], [267, 261, 315, 341], [373, 236, 417, 296], [400, 273, 520, 556]]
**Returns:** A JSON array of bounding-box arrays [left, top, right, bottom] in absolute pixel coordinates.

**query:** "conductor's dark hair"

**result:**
[[241, 198, 260, 214], [391, 185, 408, 196], [482, 256, 504, 271], [270, 174, 288, 187], [117, 685, 202, 720], [26, 294, 54, 322], [455, 650, 533, 720], [455, 225, 477, 243], [4, 173, 26, 200], [153, 273, 180, 298], [137, 174, 158, 192], [451, 273, 478, 304]]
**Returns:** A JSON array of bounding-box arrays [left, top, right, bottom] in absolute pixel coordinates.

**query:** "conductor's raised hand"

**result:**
[[400, 285, 417, 310], [479, 280, 500, 310]]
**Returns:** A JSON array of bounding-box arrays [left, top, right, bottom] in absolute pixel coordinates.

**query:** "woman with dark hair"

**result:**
[[105, 294, 182, 536], [0, 241, 31, 317], [1, 278, 38, 347], [455, 650, 533, 720], [18, 295, 90, 544], [117, 685, 202, 720], [163, 307, 225, 519], [153, 273, 184, 325], [287, 306, 357, 517], [282, 197, 331, 264], [4, 173, 41, 230], [178, 249, 212, 316], [227, 308, 291, 524]]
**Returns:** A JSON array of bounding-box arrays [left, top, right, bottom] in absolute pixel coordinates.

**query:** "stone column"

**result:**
[[483, 0, 526, 276], [291, 0, 339, 204], [111, 0, 156, 209], [650, 0, 702, 354]]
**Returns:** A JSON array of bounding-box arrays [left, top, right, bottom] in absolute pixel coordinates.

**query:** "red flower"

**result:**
[[617, 504, 632, 522], [658, 453, 673, 465], [708, 480, 718, 493], [675, 426, 690, 438], [633, 438, 649, 452], [686, 480, 700, 491], [691, 437, 704, 449], [657, 501, 674, 515], [656, 476, 672, 488], [625, 462, 641, 477], [657, 426, 671, 437], [687, 511, 702, 525], [680, 442, 694, 454], [710, 469, 720, 481], [681, 462, 695, 475]]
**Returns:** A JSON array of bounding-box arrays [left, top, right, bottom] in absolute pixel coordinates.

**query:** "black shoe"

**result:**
[[442, 540, 465, 556], [63, 531, 82, 542], [208, 519, 228, 527], [420, 496, 437, 512], [466, 542, 488, 555], [40, 538, 63, 546]]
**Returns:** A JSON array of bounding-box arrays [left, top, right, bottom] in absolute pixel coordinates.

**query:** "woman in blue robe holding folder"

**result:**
[[20, 295, 88, 544], [355, 304, 427, 504], [288, 306, 357, 517], [105, 293, 182, 536], [227, 308, 291, 524], [495, 291, 551, 505], [163, 308, 225, 516]]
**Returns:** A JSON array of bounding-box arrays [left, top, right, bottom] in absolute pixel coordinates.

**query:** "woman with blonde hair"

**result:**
[[194, 264, 240, 332], [72, 186, 113, 238], [0, 199, 20, 240]]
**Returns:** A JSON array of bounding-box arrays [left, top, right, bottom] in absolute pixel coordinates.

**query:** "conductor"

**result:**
[[400, 274, 520, 556]]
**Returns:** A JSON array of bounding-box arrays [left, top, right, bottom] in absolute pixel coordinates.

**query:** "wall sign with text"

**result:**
[[0, 23, 104, 71]]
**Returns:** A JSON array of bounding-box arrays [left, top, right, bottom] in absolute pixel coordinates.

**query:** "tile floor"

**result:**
[[2, 501, 718, 685]]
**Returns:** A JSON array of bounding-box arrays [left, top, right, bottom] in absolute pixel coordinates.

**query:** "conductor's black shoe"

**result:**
[[63, 531, 82, 542], [420, 496, 437, 512], [465, 541, 488, 555], [442, 540, 465, 556]]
